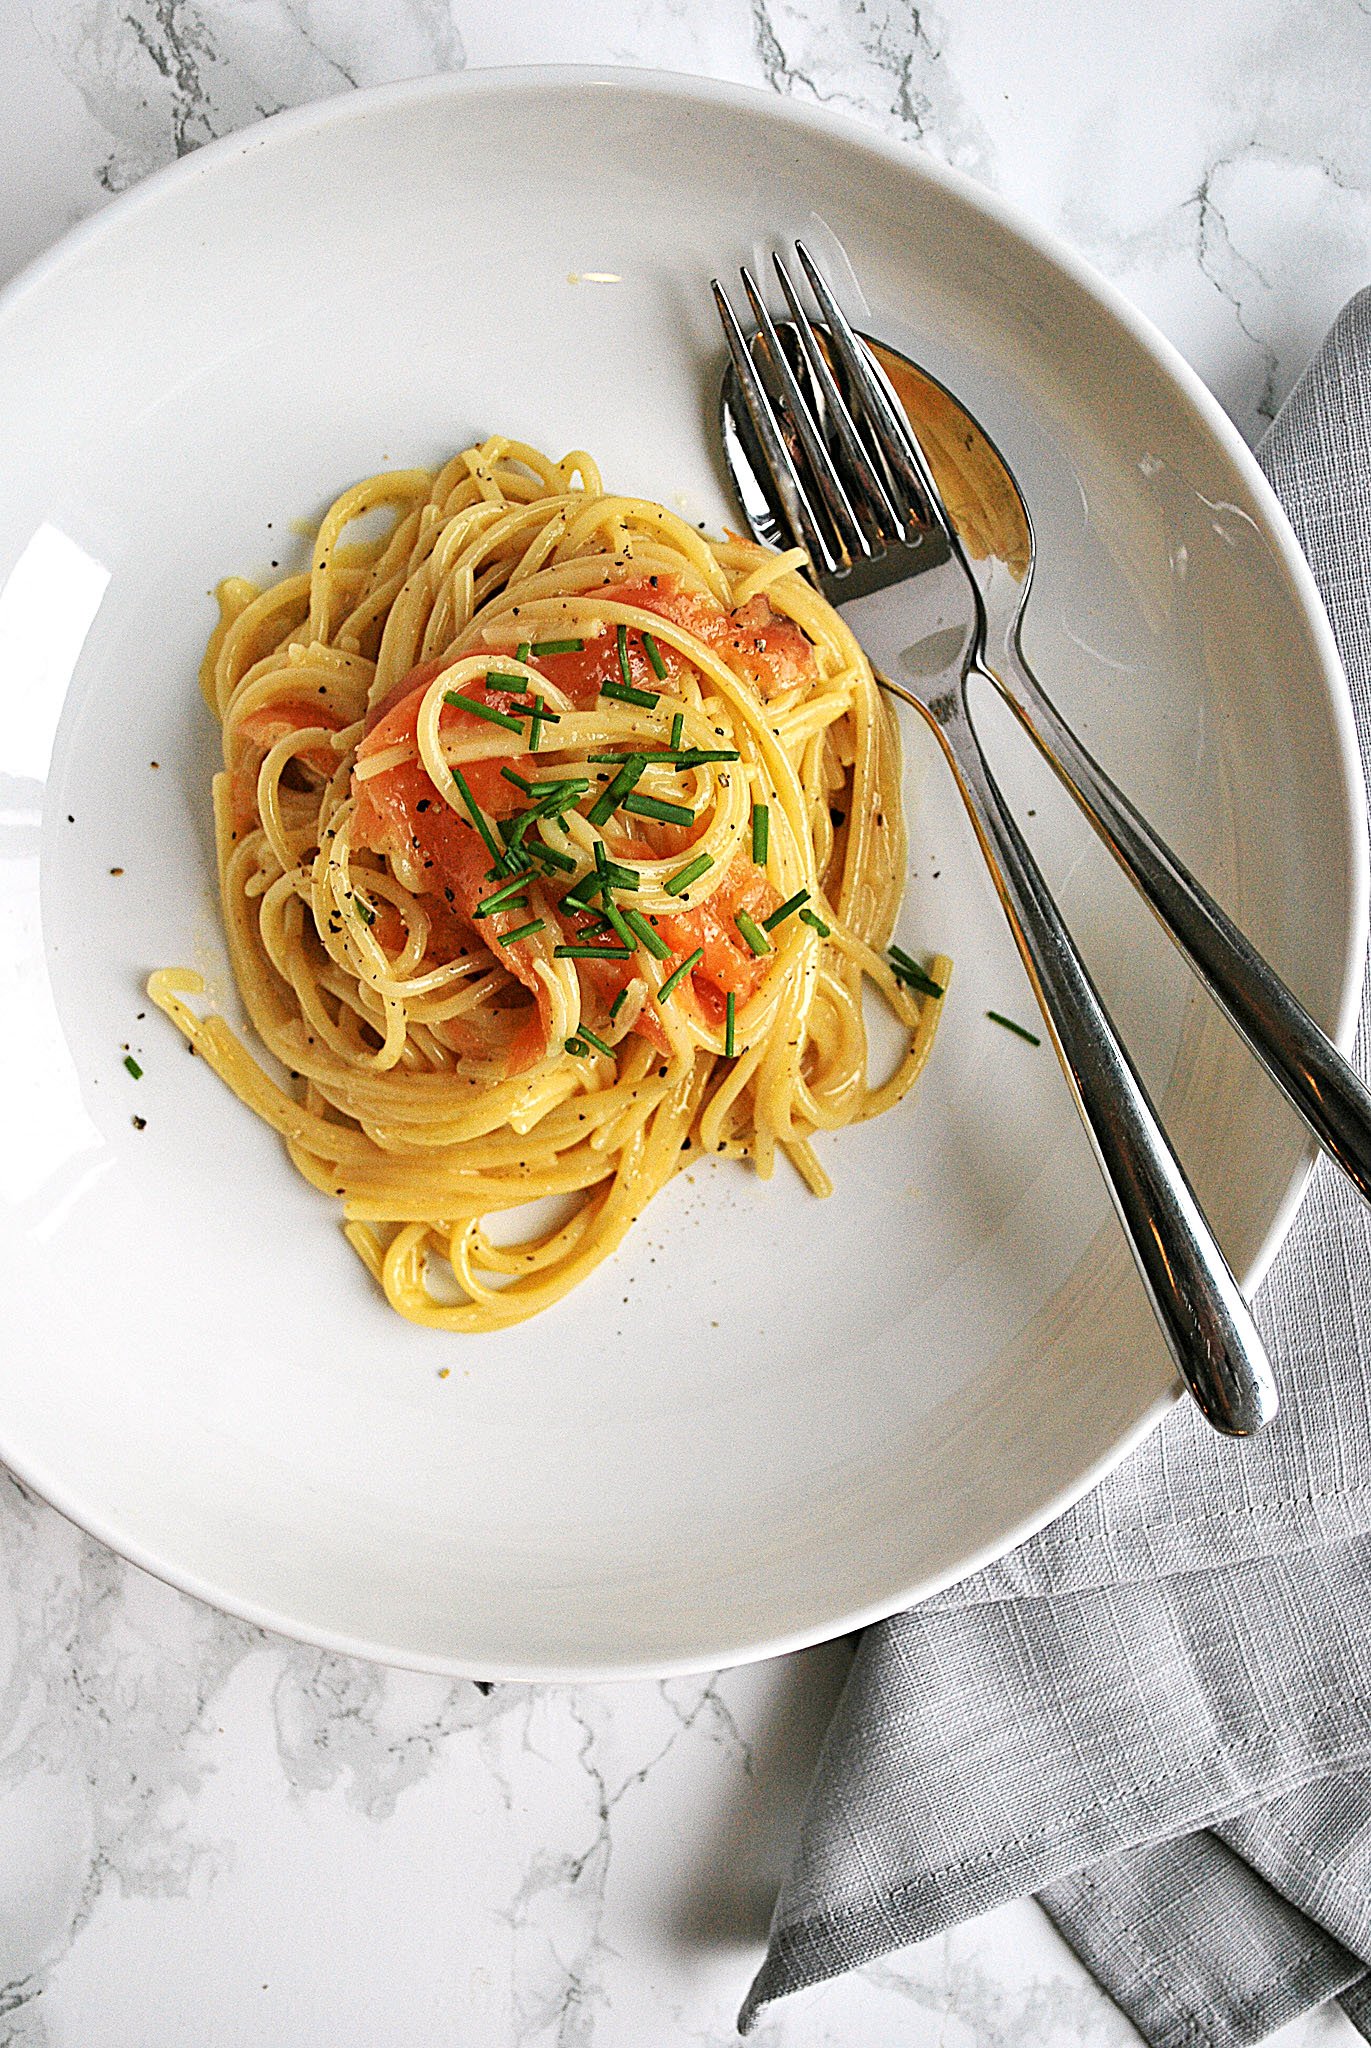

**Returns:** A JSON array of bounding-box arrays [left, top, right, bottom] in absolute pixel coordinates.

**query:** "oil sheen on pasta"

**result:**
[[150, 439, 948, 1332]]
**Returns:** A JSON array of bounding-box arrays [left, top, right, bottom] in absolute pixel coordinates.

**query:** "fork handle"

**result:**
[[937, 680, 1277, 1436], [997, 649, 1371, 1206]]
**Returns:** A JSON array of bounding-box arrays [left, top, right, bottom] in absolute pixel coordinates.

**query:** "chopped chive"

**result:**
[[735, 908, 771, 957], [724, 990, 736, 1058], [799, 907, 831, 938], [528, 693, 546, 750], [601, 678, 661, 710], [751, 804, 769, 866], [587, 753, 647, 827], [444, 689, 525, 733], [616, 622, 632, 688], [579, 917, 613, 938], [599, 858, 640, 891], [669, 711, 683, 749], [451, 766, 505, 865], [353, 895, 376, 925], [664, 852, 714, 897], [532, 637, 584, 655], [501, 766, 535, 795], [529, 841, 577, 874], [516, 641, 531, 663], [987, 1010, 1041, 1046], [512, 695, 559, 725], [889, 947, 945, 1000], [578, 1026, 616, 1059], [564, 1034, 589, 1057], [123, 1054, 143, 1079], [621, 791, 694, 826], [474, 873, 533, 918], [484, 671, 523, 690], [555, 943, 632, 959], [601, 897, 637, 950], [672, 748, 741, 768], [622, 907, 671, 960], [763, 889, 809, 932], [527, 777, 590, 799], [500, 810, 536, 855], [561, 874, 602, 912], [643, 631, 669, 681], [656, 947, 704, 1005], [499, 919, 545, 946], [609, 987, 629, 1022]]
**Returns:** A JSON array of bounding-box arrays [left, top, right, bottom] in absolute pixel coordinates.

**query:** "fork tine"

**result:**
[[711, 279, 839, 574], [771, 253, 905, 542], [738, 267, 872, 565], [794, 241, 953, 542]]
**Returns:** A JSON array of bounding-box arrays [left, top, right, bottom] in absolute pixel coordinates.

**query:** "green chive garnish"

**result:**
[[763, 889, 808, 932], [799, 907, 830, 938], [474, 874, 532, 918], [561, 874, 602, 912], [353, 895, 376, 925], [752, 804, 769, 865], [601, 678, 660, 710], [735, 909, 771, 957], [123, 1054, 143, 1079], [444, 689, 525, 733], [578, 1027, 615, 1059], [587, 753, 647, 827], [484, 671, 523, 690], [889, 947, 945, 1000], [527, 777, 590, 800], [451, 767, 504, 866], [643, 631, 668, 681], [528, 693, 546, 750], [516, 641, 531, 663], [599, 858, 640, 891], [672, 748, 741, 768], [622, 907, 671, 960], [530, 842, 577, 874], [664, 853, 713, 897], [669, 712, 684, 749], [616, 622, 632, 688], [565, 1034, 588, 1056], [724, 990, 736, 1058], [513, 695, 559, 725], [532, 637, 584, 656], [601, 898, 637, 951], [499, 919, 545, 947], [555, 943, 632, 960], [656, 947, 703, 1005], [621, 791, 694, 827], [987, 1010, 1041, 1046], [609, 987, 629, 1022], [501, 766, 535, 795]]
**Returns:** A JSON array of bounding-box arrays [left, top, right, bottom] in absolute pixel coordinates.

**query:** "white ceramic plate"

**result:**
[[0, 69, 1362, 1680]]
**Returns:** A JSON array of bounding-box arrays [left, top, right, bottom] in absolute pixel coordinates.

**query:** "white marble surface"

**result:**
[[1, 3, 1369, 2043]]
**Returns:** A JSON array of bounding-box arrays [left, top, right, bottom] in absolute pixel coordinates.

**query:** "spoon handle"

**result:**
[[929, 674, 1278, 1437], [998, 649, 1371, 1206]]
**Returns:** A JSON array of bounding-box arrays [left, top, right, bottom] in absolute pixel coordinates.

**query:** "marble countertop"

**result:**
[[1, 4, 1368, 2043]]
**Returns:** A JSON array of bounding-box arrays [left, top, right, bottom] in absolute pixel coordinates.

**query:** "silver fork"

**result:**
[[712, 246, 1278, 1438]]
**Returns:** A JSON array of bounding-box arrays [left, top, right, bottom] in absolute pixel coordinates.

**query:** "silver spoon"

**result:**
[[724, 307, 1371, 1214]]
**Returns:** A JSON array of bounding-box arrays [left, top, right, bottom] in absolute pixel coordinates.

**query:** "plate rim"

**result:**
[[2, 62, 1365, 1680]]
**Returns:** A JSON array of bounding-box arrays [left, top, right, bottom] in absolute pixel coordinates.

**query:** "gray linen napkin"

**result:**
[[741, 285, 1371, 2047]]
